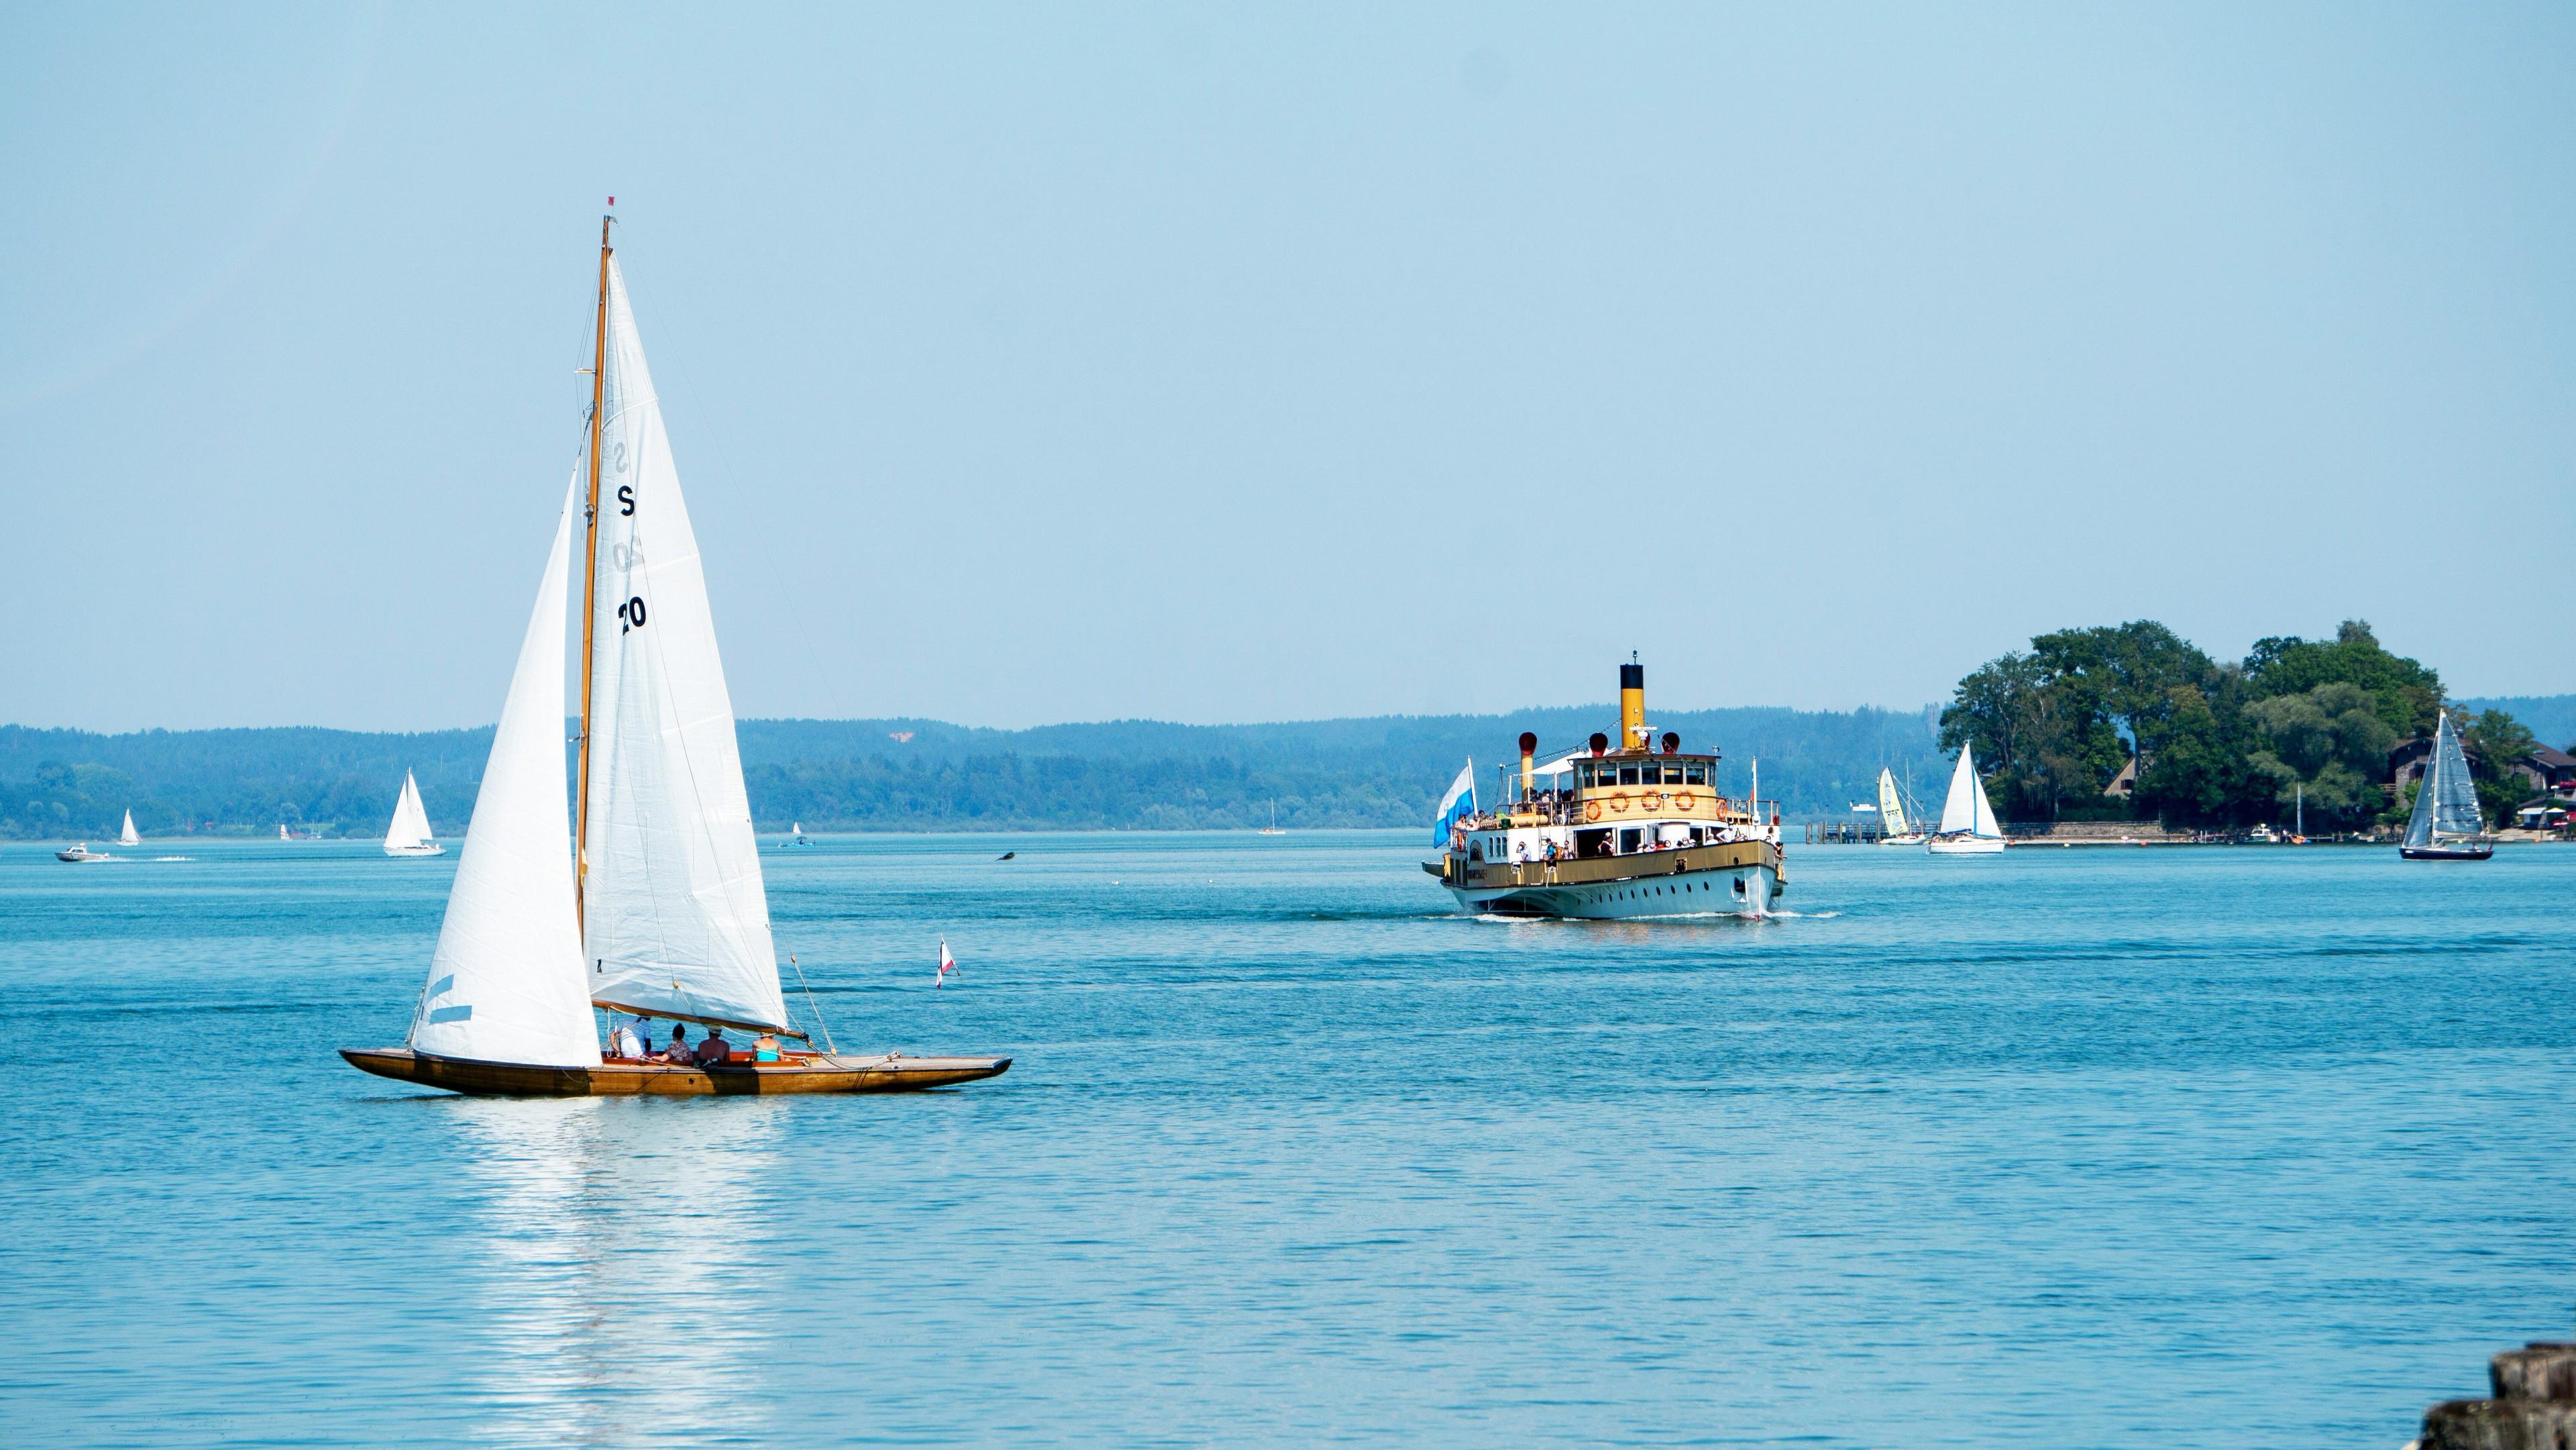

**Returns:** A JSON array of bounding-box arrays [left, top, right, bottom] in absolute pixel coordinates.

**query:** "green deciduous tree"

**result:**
[[2243, 682, 2399, 831], [2244, 621, 2443, 740]]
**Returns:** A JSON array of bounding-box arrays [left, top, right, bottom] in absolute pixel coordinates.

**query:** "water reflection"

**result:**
[[445, 1097, 788, 1445]]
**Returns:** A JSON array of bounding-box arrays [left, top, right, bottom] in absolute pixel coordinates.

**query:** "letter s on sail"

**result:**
[[617, 484, 635, 516]]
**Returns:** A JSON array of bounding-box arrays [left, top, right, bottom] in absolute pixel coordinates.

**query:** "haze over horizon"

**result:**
[[6, 4, 2572, 735]]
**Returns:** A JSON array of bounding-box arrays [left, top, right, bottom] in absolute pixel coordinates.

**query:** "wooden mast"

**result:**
[[575, 209, 613, 935]]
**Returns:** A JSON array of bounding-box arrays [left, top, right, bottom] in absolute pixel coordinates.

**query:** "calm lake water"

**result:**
[[3, 832, 2571, 1447]]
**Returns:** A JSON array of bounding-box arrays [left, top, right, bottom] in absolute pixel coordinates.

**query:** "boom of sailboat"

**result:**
[[340, 213, 1010, 1096]]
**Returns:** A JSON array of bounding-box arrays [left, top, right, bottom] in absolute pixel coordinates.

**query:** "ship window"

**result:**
[[1619, 764, 1640, 786], [1684, 763, 1707, 786], [1576, 762, 1596, 788], [1661, 764, 1684, 785]]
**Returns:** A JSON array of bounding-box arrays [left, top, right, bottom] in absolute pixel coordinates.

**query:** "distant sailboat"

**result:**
[[340, 212, 1008, 1096], [383, 770, 445, 857], [1926, 745, 2007, 855], [117, 811, 140, 847], [2400, 711, 2492, 862], [1258, 801, 1286, 835], [1877, 767, 1926, 845]]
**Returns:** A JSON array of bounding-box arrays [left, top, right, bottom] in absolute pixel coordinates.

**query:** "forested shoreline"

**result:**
[[0, 705, 1943, 839], [5, 662, 2561, 841], [1939, 620, 2563, 833]]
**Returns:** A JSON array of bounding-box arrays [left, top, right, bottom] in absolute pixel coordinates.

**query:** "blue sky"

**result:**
[[4, 3, 2571, 731]]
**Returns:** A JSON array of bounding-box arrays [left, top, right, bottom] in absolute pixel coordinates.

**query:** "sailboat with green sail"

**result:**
[[341, 211, 1010, 1096]]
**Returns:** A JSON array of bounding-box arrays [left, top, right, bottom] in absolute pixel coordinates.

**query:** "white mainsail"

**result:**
[[580, 258, 788, 1033], [384, 770, 434, 851], [1876, 768, 1911, 837], [1937, 745, 2003, 837], [409, 481, 599, 1068], [118, 810, 140, 847]]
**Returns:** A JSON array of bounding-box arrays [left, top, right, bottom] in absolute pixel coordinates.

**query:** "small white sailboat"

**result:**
[[117, 810, 141, 847], [383, 770, 445, 856], [1926, 744, 2007, 855], [342, 213, 1008, 1096], [1258, 801, 1286, 835], [1876, 767, 1927, 845], [280, 823, 291, 841], [2400, 710, 2493, 862]]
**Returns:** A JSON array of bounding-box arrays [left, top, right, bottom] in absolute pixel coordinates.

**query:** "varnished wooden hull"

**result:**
[[340, 1046, 1011, 1096]]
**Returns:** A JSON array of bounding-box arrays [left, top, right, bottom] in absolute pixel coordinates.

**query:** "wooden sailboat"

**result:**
[[2400, 711, 2493, 862], [382, 770, 445, 856], [342, 213, 1010, 1096]]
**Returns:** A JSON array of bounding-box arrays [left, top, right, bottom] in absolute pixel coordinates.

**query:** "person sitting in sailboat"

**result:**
[[657, 1023, 690, 1063], [693, 1026, 733, 1066], [609, 1016, 650, 1061]]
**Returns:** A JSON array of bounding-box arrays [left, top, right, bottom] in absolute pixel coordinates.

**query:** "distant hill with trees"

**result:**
[[0, 704, 1943, 840], [1938, 619, 2568, 833], [9, 654, 2559, 841]]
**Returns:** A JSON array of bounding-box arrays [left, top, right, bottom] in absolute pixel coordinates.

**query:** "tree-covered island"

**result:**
[[1939, 619, 2550, 834]]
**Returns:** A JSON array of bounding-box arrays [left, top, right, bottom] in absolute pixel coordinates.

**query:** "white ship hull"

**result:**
[[1440, 851, 1782, 921], [384, 842, 447, 857], [1926, 835, 2006, 855]]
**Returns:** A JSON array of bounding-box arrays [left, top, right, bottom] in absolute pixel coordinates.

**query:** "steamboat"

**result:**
[[1425, 660, 1785, 919]]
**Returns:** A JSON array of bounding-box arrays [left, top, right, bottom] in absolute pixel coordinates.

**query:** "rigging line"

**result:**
[[787, 953, 836, 1054]]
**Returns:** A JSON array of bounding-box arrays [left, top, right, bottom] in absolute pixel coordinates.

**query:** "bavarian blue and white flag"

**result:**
[[1434, 758, 1477, 845]]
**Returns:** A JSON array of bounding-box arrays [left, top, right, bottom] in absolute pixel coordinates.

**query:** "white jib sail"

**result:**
[[119, 810, 140, 846], [386, 771, 433, 850], [1971, 762, 2002, 837], [409, 480, 599, 1067], [581, 258, 787, 1033], [1877, 769, 1910, 837]]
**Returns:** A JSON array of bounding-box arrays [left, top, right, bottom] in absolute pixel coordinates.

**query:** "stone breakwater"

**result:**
[[2413, 1342, 2576, 1449]]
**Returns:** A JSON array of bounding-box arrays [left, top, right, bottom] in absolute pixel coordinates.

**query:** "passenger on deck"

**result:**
[[610, 1017, 647, 1060], [753, 1032, 782, 1063], [659, 1023, 689, 1063], [694, 1026, 731, 1066]]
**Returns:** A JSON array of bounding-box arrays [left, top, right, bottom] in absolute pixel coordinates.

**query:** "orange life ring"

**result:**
[[1675, 790, 1696, 811], [1584, 799, 1601, 823], [1642, 790, 1664, 810], [1609, 792, 1631, 813]]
